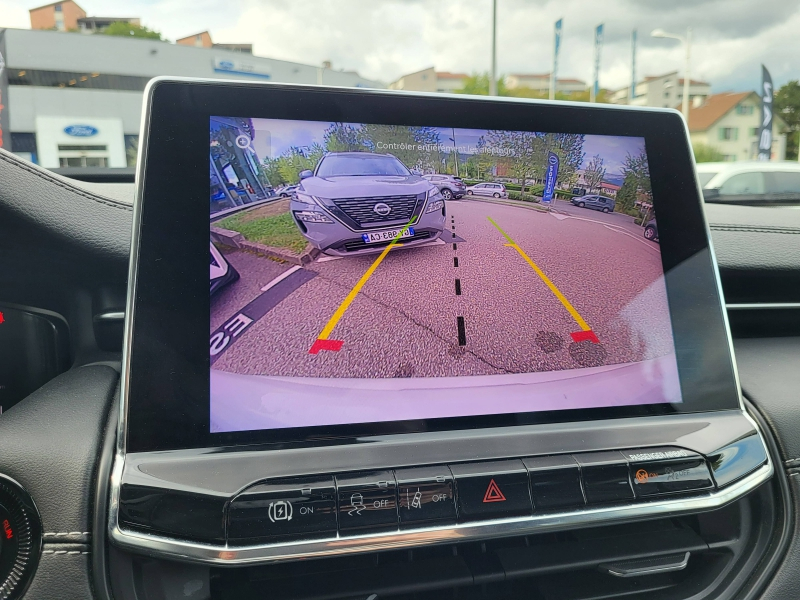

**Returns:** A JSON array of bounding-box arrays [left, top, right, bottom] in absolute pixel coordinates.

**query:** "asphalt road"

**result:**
[[211, 198, 669, 379]]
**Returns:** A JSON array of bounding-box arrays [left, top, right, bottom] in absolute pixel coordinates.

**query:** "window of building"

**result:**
[[10, 132, 38, 164], [719, 127, 739, 141], [749, 127, 759, 136], [8, 69, 151, 92], [664, 91, 670, 98], [722, 155, 737, 162], [57, 144, 109, 168], [736, 105, 755, 115], [719, 172, 765, 195]]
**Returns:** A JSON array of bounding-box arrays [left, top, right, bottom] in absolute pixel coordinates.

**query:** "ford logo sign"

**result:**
[[373, 202, 391, 216], [218, 60, 234, 70], [64, 125, 98, 137]]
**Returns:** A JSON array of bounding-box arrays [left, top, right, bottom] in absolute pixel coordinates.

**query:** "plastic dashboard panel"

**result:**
[[108, 410, 772, 565]]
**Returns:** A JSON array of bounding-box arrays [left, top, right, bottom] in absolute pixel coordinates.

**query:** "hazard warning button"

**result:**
[[450, 460, 532, 522]]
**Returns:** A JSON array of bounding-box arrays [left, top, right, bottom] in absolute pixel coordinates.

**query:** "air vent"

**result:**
[[111, 480, 782, 600]]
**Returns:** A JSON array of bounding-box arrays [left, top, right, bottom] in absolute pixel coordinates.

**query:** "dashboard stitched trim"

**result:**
[[709, 224, 800, 235], [0, 150, 133, 212]]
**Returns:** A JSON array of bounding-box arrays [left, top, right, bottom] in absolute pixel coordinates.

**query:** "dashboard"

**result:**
[[1, 81, 800, 600]]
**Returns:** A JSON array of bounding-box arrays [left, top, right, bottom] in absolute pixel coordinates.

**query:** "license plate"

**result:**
[[362, 227, 415, 244]]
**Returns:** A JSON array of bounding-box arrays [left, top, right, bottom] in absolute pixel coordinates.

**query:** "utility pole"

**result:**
[[489, 0, 498, 96], [681, 27, 692, 121]]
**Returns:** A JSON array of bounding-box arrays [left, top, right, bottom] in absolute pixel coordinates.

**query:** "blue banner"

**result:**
[[551, 19, 563, 99], [542, 152, 560, 204], [592, 24, 604, 101]]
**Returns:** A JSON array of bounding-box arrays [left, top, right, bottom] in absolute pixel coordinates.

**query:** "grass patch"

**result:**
[[218, 206, 308, 255]]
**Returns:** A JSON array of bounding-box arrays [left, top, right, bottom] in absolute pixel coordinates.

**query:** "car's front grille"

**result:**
[[342, 231, 431, 252], [332, 195, 420, 228]]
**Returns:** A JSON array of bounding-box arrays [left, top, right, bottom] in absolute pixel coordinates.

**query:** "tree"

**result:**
[[487, 130, 544, 197], [324, 123, 369, 152], [359, 124, 441, 171], [100, 22, 163, 40], [775, 80, 800, 160], [615, 172, 639, 213], [456, 73, 509, 96], [540, 133, 585, 188], [583, 154, 606, 193], [692, 143, 725, 163]]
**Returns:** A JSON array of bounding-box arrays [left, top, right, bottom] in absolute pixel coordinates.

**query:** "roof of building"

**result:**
[[600, 182, 621, 190], [507, 73, 585, 84], [29, 0, 83, 11], [436, 71, 468, 79], [176, 31, 211, 42], [686, 91, 752, 132]]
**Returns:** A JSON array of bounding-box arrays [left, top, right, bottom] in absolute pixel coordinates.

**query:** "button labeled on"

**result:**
[[228, 476, 337, 543], [336, 471, 398, 534], [395, 466, 456, 528], [450, 460, 531, 522]]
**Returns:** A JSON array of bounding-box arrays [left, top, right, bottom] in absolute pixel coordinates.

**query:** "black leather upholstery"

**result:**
[[0, 365, 119, 598], [0, 148, 133, 262]]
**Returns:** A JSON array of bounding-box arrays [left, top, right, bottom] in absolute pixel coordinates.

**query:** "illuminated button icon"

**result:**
[[635, 469, 650, 484], [267, 500, 293, 523], [482, 479, 507, 503]]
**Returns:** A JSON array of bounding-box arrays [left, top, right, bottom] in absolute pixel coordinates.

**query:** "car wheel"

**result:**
[[280, 193, 288, 198], [467, 190, 473, 195], [493, 192, 501, 198], [441, 188, 453, 200], [644, 226, 656, 240], [602, 207, 610, 213], [578, 202, 585, 208]]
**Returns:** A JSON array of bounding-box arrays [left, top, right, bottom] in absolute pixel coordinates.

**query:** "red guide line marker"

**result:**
[[482, 479, 507, 503], [309, 339, 344, 354], [571, 330, 600, 344], [0, 311, 4, 324]]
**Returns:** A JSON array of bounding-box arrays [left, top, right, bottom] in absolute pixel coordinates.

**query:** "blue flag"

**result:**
[[542, 152, 560, 204]]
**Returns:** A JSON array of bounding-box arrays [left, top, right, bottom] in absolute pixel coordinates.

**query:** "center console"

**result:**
[[109, 79, 773, 577]]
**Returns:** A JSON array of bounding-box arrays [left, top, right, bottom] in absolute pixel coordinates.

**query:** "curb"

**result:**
[[210, 226, 319, 265]]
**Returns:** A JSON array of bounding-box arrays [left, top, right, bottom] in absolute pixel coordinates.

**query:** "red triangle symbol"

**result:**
[[482, 479, 507, 503]]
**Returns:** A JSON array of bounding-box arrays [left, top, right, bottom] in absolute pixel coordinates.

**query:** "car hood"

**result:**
[[301, 175, 432, 198]]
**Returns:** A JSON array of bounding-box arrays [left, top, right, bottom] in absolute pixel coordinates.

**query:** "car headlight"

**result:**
[[425, 188, 444, 213], [294, 210, 333, 224], [294, 191, 318, 205]]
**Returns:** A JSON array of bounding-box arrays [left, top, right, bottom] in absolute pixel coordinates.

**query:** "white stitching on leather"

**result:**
[[43, 532, 90, 536], [42, 550, 90, 555], [785, 458, 800, 465]]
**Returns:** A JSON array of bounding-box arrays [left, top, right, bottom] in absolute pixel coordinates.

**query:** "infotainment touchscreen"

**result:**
[[209, 118, 681, 434]]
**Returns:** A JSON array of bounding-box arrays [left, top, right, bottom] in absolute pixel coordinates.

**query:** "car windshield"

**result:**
[[0, 1, 798, 196], [316, 155, 411, 177]]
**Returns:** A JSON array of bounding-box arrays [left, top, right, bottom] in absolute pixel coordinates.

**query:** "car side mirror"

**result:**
[[702, 188, 720, 201], [299, 170, 313, 180]]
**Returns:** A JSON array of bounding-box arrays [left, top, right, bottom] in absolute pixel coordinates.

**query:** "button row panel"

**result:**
[[227, 447, 715, 545]]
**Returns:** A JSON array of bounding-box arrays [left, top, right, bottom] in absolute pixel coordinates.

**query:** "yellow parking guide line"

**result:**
[[487, 216, 592, 333], [310, 217, 417, 353]]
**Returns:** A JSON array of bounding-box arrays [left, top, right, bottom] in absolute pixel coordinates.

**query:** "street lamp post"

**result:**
[[490, 0, 498, 96], [651, 27, 692, 121]]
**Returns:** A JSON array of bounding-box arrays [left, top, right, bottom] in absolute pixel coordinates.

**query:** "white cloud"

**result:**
[[0, 1, 30, 29]]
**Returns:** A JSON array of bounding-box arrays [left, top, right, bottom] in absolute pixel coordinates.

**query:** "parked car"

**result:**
[[571, 194, 616, 213], [290, 152, 445, 256], [210, 242, 240, 296], [423, 174, 466, 199], [466, 182, 508, 198], [277, 184, 299, 198], [643, 219, 659, 242], [697, 161, 800, 206]]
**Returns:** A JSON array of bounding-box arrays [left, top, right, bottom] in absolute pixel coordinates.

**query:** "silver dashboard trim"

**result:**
[[108, 460, 772, 565], [110, 78, 760, 564], [726, 302, 800, 311]]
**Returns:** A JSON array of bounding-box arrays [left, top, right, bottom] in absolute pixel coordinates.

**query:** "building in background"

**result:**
[[687, 91, 788, 161], [608, 71, 711, 108], [29, 1, 139, 34], [1, 28, 383, 169], [177, 31, 252, 53], [388, 67, 468, 93], [505, 73, 587, 93]]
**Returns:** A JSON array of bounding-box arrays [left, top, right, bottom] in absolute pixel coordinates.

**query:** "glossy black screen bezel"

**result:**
[[125, 79, 740, 453]]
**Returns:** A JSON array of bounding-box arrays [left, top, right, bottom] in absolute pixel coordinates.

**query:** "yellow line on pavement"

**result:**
[[316, 217, 417, 341], [487, 216, 591, 332]]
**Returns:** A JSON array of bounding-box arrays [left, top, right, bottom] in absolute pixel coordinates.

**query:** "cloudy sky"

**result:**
[[2, 0, 798, 92]]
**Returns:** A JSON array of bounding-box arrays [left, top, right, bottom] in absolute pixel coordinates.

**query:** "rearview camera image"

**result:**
[[209, 117, 681, 434]]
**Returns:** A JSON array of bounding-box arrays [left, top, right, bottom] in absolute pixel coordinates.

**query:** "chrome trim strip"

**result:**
[[94, 311, 126, 321], [108, 461, 772, 566], [726, 302, 800, 311]]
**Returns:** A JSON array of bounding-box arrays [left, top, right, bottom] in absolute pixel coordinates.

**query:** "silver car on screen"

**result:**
[[290, 152, 446, 256]]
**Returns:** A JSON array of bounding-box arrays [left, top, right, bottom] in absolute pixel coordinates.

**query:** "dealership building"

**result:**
[[0, 27, 383, 169]]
